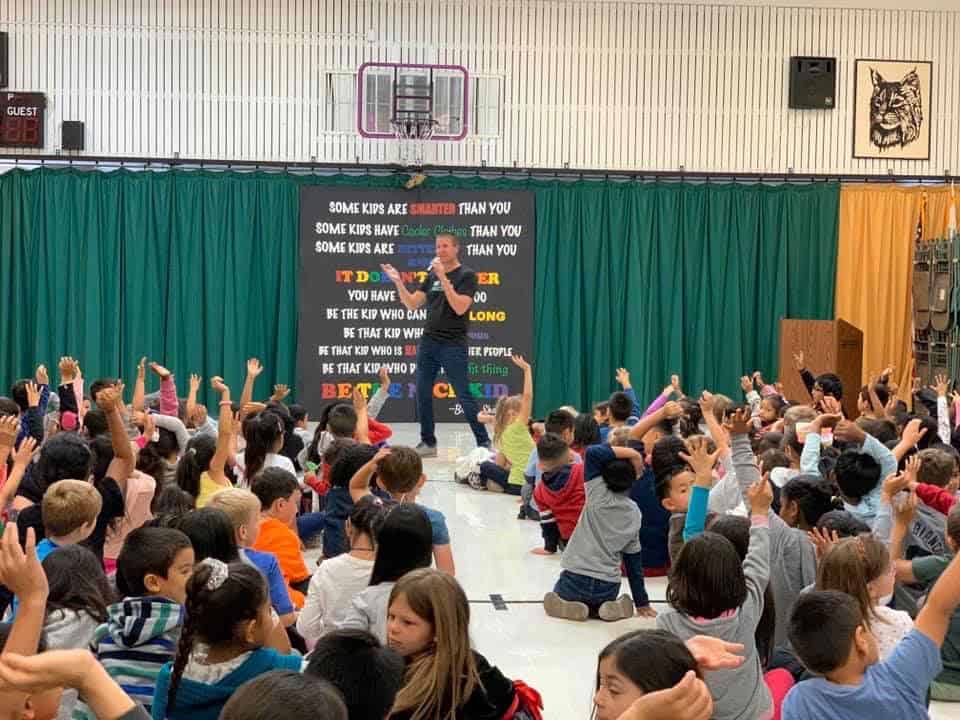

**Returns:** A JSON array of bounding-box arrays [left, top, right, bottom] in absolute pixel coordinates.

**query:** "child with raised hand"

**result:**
[[297, 496, 384, 644], [478, 354, 534, 495], [387, 568, 542, 720], [321, 443, 379, 559], [593, 631, 746, 720], [206, 488, 296, 628], [305, 629, 405, 720], [543, 439, 654, 622], [79, 527, 194, 717], [337, 504, 434, 644], [657, 474, 774, 720], [152, 559, 298, 720], [783, 534, 960, 720], [349, 446, 455, 575]]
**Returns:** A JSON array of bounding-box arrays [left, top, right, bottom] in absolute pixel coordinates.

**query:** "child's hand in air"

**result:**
[[746, 476, 773, 516], [246, 358, 264, 378], [510, 354, 531, 371], [614, 671, 713, 720]]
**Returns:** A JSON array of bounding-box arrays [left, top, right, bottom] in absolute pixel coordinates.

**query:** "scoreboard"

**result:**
[[0, 92, 45, 148]]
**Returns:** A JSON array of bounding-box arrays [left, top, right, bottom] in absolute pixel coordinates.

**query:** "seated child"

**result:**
[[306, 629, 406, 720], [322, 443, 379, 559], [816, 535, 912, 660], [520, 408, 578, 520], [153, 560, 299, 720], [37, 479, 101, 563], [220, 671, 347, 720], [543, 443, 653, 621], [337, 504, 433, 644], [78, 526, 194, 717], [206, 488, 296, 627], [598, 389, 638, 442], [298, 497, 384, 644], [783, 572, 960, 719], [657, 474, 774, 720], [250, 468, 311, 607], [593, 629, 701, 720], [386, 569, 541, 720], [349, 447, 454, 575], [479, 355, 534, 495], [532, 433, 585, 555]]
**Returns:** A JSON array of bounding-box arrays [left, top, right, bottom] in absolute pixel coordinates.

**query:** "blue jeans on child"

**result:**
[[296, 512, 326, 543], [553, 570, 621, 615], [416, 336, 491, 448], [479, 461, 521, 496]]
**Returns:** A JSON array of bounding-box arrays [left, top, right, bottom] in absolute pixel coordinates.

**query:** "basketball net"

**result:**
[[391, 114, 438, 168]]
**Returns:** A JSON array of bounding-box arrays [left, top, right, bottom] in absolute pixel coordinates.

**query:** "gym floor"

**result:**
[[306, 423, 960, 720]]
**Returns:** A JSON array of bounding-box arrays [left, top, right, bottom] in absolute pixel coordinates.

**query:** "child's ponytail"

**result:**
[[167, 559, 269, 711], [815, 535, 888, 628], [176, 435, 216, 500]]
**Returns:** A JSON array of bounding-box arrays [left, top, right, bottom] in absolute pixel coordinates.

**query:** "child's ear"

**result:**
[[241, 618, 259, 645], [144, 572, 163, 594], [376, 477, 387, 491], [416, 474, 426, 490], [661, 498, 676, 513]]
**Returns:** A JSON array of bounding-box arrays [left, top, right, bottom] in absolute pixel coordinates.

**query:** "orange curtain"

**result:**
[[836, 185, 918, 395], [835, 184, 958, 396]]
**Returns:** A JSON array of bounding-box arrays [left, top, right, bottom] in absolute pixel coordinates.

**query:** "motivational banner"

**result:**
[[298, 187, 536, 423]]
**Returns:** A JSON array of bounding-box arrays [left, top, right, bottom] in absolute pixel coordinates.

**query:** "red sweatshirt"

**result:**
[[916, 483, 956, 515], [534, 463, 586, 540], [367, 418, 392, 446]]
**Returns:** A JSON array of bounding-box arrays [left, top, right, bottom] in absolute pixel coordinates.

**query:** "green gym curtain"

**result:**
[[0, 168, 838, 413]]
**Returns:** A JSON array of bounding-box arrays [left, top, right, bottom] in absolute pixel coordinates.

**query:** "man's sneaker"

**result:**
[[543, 592, 589, 621], [598, 595, 635, 622], [415, 443, 438, 458]]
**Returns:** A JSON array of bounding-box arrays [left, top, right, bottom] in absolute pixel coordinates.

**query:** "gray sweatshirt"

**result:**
[[44, 609, 101, 720], [730, 434, 817, 648], [657, 520, 773, 720], [335, 581, 395, 645]]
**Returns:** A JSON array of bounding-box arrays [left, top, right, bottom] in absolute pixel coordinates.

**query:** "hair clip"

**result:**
[[201, 557, 229, 591]]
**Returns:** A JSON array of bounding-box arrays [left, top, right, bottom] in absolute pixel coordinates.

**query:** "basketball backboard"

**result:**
[[357, 62, 469, 141]]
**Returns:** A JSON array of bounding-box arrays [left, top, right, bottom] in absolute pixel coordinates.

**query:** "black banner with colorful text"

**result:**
[[297, 187, 536, 423]]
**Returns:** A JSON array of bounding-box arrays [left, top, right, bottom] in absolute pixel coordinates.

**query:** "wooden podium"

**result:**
[[778, 319, 863, 419]]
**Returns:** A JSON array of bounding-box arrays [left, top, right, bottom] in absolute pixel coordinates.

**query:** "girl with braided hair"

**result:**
[[151, 559, 298, 720]]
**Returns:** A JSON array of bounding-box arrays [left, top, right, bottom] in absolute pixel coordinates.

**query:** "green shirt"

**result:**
[[500, 421, 535, 486], [912, 555, 960, 685]]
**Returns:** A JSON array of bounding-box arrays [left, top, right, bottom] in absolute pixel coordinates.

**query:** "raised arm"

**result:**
[[207, 377, 234, 488], [680, 439, 721, 541], [511, 354, 533, 425], [349, 448, 390, 503], [380, 264, 426, 311], [149, 363, 179, 417], [887, 478, 919, 584], [893, 418, 928, 461], [629, 401, 683, 443], [353, 387, 370, 445], [240, 358, 263, 411], [96, 386, 135, 484], [616, 368, 642, 417], [185, 373, 201, 426], [934, 374, 952, 443], [0, 438, 37, 511], [132, 357, 146, 413], [0, 525, 48, 657]]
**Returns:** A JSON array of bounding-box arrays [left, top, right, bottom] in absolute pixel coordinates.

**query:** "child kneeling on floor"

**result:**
[[543, 443, 654, 621]]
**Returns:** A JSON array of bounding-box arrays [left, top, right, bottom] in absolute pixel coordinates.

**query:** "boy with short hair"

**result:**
[[784, 548, 960, 720], [288, 404, 311, 445], [520, 408, 579, 520], [532, 433, 585, 555], [207, 487, 296, 627], [37, 479, 102, 562], [306, 629, 406, 720], [77, 526, 194, 718], [251, 468, 312, 606], [542, 442, 653, 622], [349, 446, 455, 575]]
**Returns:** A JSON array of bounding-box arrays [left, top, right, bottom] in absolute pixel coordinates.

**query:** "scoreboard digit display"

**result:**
[[0, 92, 46, 148]]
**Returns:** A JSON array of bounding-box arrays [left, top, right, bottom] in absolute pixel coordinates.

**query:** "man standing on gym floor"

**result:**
[[381, 232, 491, 456]]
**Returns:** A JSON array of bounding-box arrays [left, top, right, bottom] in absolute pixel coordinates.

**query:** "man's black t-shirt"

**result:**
[[418, 265, 478, 345]]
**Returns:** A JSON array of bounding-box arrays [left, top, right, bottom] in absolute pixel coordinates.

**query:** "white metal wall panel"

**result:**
[[1, 1, 959, 174]]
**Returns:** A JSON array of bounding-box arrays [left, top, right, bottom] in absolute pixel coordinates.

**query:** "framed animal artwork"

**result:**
[[853, 59, 933, 160]]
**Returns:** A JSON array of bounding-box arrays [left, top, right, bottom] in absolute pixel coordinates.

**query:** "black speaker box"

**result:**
[[0, 32, 8, 89], [62, 121, 85, 151], [789, 57, 836, 109]]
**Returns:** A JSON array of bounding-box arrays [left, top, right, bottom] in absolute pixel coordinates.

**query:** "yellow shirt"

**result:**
[[501, 421, 535, 486], [195, 471, 226, 508]]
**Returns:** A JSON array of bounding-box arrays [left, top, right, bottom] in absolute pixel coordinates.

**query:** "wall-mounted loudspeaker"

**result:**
[[789, 57, 836, 109], [62, 121, 85, 151], [0, 32, 8, 89]]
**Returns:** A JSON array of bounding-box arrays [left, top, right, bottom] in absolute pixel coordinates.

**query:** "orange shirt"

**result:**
[[252, 517, 310, 608]]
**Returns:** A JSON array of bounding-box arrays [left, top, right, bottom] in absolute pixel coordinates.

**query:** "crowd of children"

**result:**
[[3, 351, 960, 720]]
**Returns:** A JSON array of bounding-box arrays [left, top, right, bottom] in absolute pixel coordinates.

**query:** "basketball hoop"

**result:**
[[391, 111, 438, 168]]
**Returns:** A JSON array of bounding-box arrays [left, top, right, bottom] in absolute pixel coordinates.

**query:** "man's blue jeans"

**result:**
[[416, 335, 490, 447]]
